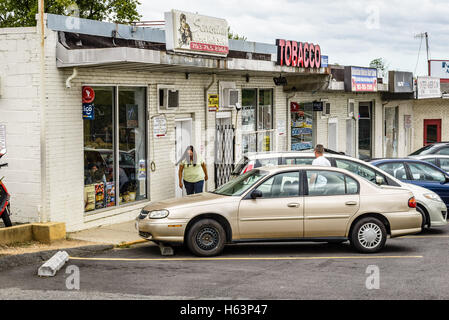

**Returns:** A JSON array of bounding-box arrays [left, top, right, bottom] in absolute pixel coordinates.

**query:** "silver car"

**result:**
[[409, 154, 449, 173], [232, 151, 448, 229]]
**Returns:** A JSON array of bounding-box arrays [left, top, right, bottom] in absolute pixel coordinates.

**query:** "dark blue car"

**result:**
[[370, 159, 449, 210]]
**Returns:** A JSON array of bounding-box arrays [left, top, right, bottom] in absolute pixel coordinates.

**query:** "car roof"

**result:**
[[410, 155, 449, 159], [257, 164, 354, 174]]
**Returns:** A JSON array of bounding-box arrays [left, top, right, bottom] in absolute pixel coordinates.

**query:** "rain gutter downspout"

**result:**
[[66, 67, 78, 88], [204, 73, 216, 191]]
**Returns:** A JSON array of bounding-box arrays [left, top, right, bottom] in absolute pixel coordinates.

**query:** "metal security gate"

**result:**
[[215, 124, 235, 187]]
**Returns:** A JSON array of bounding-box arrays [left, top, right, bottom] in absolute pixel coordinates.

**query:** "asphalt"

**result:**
[[0, 225, 448, 300]]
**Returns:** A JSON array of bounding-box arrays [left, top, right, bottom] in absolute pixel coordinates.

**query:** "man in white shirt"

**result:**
[[312, 144, 331, 166], [310, 144, 331, 190]]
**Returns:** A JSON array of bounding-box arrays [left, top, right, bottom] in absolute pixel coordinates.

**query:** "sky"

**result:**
[[139, 0, 449, 76]]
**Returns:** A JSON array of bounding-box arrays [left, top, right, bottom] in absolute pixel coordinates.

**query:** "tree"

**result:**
[[227, 26, 247, 41], [369, 57, 388, 78], [0, 0, 142, 28]]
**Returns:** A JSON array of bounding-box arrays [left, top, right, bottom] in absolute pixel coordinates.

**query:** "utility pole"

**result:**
[[415, 32, 430, 75], [38, 0, 48, 223]]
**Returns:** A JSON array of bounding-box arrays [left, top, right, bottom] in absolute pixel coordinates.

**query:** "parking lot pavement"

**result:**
[[0, 225, 448, 300]]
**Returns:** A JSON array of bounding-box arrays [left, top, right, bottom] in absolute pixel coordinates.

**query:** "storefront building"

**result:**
[[0, 11, 330, 231], [411, 67, 449, 151]]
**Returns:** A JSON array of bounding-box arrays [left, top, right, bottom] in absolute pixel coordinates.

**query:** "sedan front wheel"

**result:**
[[350, 217, 387, 253], [186, 219, 226, 257]]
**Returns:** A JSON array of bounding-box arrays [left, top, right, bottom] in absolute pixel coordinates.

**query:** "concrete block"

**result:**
[[32, 222, 66, 244], [0, 224, 33, 245]]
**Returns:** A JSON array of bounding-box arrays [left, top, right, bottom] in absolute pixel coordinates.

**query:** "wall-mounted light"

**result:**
[[245, 74, 250, 83], [185, 72, 190, 80]]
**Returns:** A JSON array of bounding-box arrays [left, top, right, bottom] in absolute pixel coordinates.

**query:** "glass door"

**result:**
[[291, 102, 313, 151]]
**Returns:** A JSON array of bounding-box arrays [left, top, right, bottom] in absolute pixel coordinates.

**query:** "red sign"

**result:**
[[82, 86, 95, 104], [276, 39, 322, 69], [190, 42, 229, 54]]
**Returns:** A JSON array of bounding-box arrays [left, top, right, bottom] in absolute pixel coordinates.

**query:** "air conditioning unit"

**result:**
[[158, 87, 179, 112], [222, 88, 239, 108]]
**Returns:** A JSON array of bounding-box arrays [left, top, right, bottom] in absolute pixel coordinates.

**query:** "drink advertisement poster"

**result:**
[[95, 183, 105, 210], [106, 182, 115, 207]]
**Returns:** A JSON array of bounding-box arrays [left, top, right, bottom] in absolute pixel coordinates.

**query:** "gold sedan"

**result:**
[[137, 166, 422, 256]]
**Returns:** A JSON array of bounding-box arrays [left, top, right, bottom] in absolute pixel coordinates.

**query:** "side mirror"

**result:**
[[444, 176, 449, 184], [250, 190, 263, 199], [375, 176, 385, 185]]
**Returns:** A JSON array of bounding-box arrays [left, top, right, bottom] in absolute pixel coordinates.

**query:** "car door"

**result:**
[[405, 161, 449, 208], [303, 169, 360, 237], [238, 171, 303, 239]]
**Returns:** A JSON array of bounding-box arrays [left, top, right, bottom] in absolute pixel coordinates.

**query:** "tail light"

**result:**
[[408, 197, 417, 208], [242, 162, 254, 174]]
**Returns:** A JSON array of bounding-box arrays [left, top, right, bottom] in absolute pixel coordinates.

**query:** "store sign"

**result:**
[[82, 86, 95, 104], [83, 103, 95, 120], [321, 55, 329, 68], [416, 76, 441, 99], [312, 101, 323, 112], [153, 115, 167, 138], [429, 60, 449, 81], [208, 94, 219, 112], [344, 66, 378, 92], [165, 10, 229, 57], [126, 104, 138, 128], [389, 71, 413, 93], [0, 124, 6, 154], [276, 39, 322, 68]]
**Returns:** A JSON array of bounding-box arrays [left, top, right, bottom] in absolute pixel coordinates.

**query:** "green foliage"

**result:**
[[227, 26, 247, 41], [0, 0, 142, 28], [369, 57, 389, 77]]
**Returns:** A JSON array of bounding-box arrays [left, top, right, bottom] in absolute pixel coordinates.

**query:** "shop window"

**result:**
[[241, 89, 274, 154], [291, 102, 314, 151], [84, 86, 147, 214]]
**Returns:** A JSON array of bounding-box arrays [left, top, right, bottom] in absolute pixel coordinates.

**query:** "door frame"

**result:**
[[423, 119, 441, 146]]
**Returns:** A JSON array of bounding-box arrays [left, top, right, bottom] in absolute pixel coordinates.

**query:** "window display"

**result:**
[[83, 86, 147, 213], [291, 102, 314, 151]]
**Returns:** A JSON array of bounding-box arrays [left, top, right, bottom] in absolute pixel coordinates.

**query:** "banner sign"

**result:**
[[276, 39, 322, 68], [82, 86, 95, 104], [165, 10, 229, 57], [416, 76, 441, 99], [344, 66, 378, 92], [389, 71, 413, 93], [429, 60, 449, 81]]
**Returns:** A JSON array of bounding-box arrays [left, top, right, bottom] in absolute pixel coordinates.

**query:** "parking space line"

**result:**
[[69, 255, 423, 262], [398, 235, 449, 239]]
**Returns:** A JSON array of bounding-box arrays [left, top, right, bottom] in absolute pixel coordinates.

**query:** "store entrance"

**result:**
[[175, 118, 192, 198], [424, 119, 441, 145], [358, 102, 373, 160]]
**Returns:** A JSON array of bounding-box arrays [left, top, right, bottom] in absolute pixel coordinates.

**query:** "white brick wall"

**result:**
[[0, 27, 42, 223]]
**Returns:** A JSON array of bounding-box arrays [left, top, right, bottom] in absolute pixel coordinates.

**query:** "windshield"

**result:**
[[410, 145, 437, 156], [214, 169, 268, 196]]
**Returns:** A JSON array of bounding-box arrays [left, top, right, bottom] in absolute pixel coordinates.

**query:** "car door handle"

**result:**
[[345, 201, 358, 206], [287, 203, 300, 208]]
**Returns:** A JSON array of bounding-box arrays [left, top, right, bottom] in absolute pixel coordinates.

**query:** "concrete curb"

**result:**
[[0, 244, 114, 271], [115, 239, 147, 248]]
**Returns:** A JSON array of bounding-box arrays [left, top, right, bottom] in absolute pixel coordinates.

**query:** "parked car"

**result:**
[[232, 151, 447, 229], [408, 155, 449, 172], [137, 165, 422, 256], [370, 158, 449, 215], [410, 142, 449, 156]]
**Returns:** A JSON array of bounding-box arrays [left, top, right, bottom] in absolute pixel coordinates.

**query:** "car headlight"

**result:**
[[148, 209, 169, 219], [423, 193, 443, 202]]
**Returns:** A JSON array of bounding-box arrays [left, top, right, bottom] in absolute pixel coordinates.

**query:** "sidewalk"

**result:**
[[68, 220, 146, 246]]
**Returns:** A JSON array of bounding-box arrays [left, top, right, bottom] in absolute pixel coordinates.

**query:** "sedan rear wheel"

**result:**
[[186, 219, 226, 257], [350, 217, 387, 253]]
